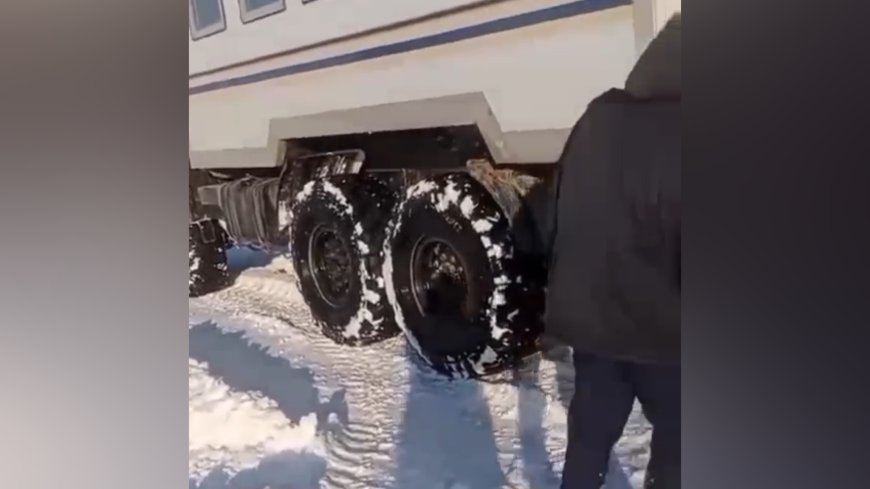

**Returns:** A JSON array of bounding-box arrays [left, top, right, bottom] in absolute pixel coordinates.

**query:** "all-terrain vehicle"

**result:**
[[188, 0, 681, 377]]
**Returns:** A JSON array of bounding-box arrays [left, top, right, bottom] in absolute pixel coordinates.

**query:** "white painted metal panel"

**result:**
[[189, 0, 493, 74], [189, 1, 647, 168]]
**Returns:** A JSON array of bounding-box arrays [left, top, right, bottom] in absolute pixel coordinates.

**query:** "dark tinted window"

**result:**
[[239, 0, 285, 23], [192, 0, 223, 28], [190, 0, 226, 39], [245, 0, 280, 9]]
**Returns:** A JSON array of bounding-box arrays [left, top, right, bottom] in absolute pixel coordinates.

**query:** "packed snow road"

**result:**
[[189, 249, 651, 489]]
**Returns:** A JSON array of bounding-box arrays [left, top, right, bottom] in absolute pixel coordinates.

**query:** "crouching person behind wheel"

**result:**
[[543, 15, 681, 489]]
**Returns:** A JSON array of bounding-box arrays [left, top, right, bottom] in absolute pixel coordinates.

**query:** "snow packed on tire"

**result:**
[[288, 176, 400, 346], [383, 173, 543, 378]]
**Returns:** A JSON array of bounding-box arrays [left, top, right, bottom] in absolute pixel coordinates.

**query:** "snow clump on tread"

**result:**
[[290, 176, 398, 345], [383, 173, 540, 378]]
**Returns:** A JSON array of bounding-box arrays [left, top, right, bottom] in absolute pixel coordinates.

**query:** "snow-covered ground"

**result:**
[[189, 248, 651, 489]]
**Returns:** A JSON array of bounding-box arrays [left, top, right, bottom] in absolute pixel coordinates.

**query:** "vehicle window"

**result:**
[[239, 0, 286, 23], [190, 0, 227, 40]]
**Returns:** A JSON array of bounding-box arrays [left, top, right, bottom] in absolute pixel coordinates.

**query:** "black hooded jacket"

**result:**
[[542, 86, 680, 365], [539, 14, 681, 366]]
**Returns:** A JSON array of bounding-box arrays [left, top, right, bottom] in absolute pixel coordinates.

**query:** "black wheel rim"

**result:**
[[410, 237, 471, 320], [308, 225, 353, 307]]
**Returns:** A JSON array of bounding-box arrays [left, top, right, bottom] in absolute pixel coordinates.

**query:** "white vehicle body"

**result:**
[[189, 0, 680, 169]]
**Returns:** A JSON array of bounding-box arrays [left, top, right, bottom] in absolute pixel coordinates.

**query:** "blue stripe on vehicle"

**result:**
[[189, 0, 631, 95]]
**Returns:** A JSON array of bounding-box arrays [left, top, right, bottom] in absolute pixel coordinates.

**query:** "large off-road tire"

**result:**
[[289, 175, 400, 345], [383, 173, 544, 378], [189, 219, 230, 297]]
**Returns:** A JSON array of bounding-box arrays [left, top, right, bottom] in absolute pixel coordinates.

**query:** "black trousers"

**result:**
[[561, 352, 680, 489]]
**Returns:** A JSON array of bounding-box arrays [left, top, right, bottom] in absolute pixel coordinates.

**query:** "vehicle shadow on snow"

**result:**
[[189, 321, 347, 426], [387, 339, 633, 489], [189, 321, 346, 489], [225, 246, 278, 282], [227, 246, 275, 270], [387, 342, 505, 489], [189, 451, 326, 489], [513, 339, 633, 489]]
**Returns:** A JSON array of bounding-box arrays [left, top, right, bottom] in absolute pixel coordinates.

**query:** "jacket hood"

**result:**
[[625, 13, 681, 100]]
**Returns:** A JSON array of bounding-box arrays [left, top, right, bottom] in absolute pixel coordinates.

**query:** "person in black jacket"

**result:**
[[542, 15, 681, 489]]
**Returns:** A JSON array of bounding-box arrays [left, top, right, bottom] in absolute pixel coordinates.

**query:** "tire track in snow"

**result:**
[[191, 264, 413, 489], [190, 255, 652, 488], [188, 358, 327, 487]]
